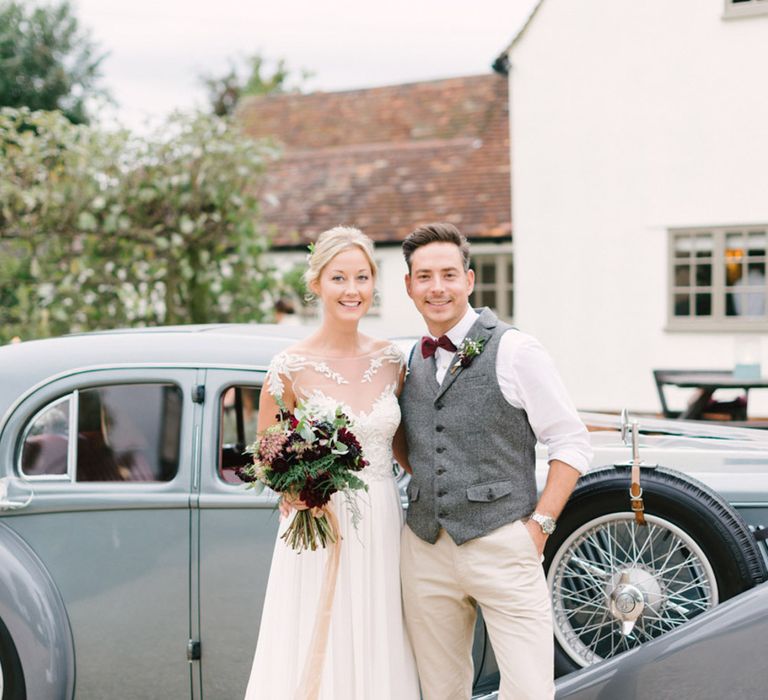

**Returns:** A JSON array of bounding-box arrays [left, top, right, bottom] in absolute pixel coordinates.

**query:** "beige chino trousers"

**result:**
[[401, 520, 555, 700]]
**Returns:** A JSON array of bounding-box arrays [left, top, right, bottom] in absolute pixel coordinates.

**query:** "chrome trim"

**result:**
[[581, 411, 768, 446], [16, 394, 73, 483], [68, 391, 78, 482]]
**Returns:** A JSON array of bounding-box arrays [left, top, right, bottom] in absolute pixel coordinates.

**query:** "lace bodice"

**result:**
[[266, 343, 404, 481]]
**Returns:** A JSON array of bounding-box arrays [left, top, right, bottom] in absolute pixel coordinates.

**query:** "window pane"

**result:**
[[747, 231, 767, 256], [726, 231, 744, 252], [76, 385, 182, 482], [695, 264, 711, 286], [21, 398, 70, 476], [219, 386, 261, 483], [695, 293, 712, 316], [746, 262, 766, 284], [725, 260, 743, 286], [507, 289, 514, 317], [674, 294, 690, 316], [478, 289, 497, 309], [727, 292, 766, 317], [694, 234, 713, 258], [480, 262, 496, 284], [507, 260, 514, 283], [674, 236, 692, 258], [674, 264, 691, 286]]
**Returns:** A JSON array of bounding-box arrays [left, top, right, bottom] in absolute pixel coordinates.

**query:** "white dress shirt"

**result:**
[[428, 306, 593, 474]]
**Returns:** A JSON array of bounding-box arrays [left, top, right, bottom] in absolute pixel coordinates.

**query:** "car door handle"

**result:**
[[0, 495, 32, 510], [0, 478, 33, 511]]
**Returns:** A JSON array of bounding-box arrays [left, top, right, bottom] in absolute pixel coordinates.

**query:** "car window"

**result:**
[[20, 396, 71, 477], [219, 385, 260, 484], [20, 383, 183, 482]]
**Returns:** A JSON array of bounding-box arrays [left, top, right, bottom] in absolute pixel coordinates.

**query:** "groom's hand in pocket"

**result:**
[[524, 519, 548, 558]]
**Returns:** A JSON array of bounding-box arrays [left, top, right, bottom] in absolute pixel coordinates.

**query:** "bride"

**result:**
[[244, 226, 420, 699]]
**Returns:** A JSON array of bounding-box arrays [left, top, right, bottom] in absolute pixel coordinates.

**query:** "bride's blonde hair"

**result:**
[[304, 226, 378, 290]]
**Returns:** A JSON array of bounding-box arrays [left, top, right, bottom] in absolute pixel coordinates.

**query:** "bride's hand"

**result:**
[[279, 492, 309, 518]]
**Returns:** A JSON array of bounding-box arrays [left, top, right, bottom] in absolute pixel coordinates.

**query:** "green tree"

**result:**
[[0, 1, 108, 124], [201, 53, 311, 117], [0, 107, 282, 342]]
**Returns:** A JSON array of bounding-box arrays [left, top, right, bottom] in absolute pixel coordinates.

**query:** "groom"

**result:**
[[397, 223, 592, 700]]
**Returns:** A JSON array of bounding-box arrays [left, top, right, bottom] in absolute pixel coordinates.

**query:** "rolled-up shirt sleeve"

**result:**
[[496, 330, 593, 474]]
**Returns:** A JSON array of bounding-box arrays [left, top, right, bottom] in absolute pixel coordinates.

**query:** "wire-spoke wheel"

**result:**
[[548, 513, 718, 667], [544, 466, 767, 676]]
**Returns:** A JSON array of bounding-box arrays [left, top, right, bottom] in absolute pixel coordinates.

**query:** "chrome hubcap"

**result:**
[[548, 513, 718, 667]]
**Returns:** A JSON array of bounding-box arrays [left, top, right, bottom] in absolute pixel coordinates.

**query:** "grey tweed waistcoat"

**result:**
[[400, 308, 537, 545]]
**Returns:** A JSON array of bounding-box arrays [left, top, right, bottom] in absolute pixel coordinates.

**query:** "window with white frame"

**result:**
[[469, 252, 514, 320], [724, 0, 768, 18], [669, 226, 768, 329]]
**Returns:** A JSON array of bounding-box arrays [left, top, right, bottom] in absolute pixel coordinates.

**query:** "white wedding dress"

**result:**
[[244, 343, 420, 700]]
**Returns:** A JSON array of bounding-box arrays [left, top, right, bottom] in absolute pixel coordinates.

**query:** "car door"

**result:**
[[1, 367, 197, 700], [196, 369, 280, 699]]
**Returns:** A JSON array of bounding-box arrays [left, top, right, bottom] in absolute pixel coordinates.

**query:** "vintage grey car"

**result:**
[[1, 325, 767, 699]]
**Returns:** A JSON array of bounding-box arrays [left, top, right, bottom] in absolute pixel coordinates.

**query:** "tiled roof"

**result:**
[[237, 74, 511, 247]]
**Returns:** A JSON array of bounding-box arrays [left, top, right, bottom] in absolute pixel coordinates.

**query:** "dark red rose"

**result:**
[[303, 442, 333, 462], [270, 457, 290, 474], [336, 427, 365, 469], [299, 474, 334, 509], [459, 355, 473, 368], [337, 427, 361, 450]]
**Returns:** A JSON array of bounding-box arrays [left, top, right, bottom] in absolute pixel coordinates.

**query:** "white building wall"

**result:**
[[509, 0, 768, 412]]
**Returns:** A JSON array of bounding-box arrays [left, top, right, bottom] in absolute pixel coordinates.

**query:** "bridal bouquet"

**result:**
[[236, 402, 368, 551]]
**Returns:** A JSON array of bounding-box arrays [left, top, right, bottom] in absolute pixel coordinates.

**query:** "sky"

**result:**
[[74, 0, 539, 132]]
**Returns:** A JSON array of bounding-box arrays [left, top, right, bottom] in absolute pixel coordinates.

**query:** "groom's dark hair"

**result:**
[[402, 222, 471, 273]]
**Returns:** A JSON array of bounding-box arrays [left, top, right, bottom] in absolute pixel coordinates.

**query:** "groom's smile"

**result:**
[[405, 241, 475, 337]]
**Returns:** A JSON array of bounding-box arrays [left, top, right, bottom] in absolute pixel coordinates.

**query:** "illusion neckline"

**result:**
[[282, 343, 395, 360]]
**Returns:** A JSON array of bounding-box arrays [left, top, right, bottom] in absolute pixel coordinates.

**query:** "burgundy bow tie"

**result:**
[[421, 335, 457, 358]]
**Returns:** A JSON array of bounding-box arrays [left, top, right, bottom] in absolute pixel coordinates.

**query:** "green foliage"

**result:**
[[200, 53, 311, 117], [0, 1, 108, 124], [0, 107, 282, 343]]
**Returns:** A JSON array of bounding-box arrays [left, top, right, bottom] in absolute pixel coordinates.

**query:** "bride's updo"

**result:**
[[304, 226, 378, 289]]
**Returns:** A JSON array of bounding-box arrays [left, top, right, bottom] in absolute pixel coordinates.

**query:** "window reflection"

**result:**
[[21, 384, 182, 482]]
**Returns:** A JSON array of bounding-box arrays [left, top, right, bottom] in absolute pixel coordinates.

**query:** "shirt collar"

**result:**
[[443, 306, 479, 347]]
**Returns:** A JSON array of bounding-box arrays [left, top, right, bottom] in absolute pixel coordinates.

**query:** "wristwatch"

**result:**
[[530, 512, 557, 535]]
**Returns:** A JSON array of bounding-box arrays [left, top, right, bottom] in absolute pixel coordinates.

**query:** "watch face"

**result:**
[[533, 513, 556, 534]]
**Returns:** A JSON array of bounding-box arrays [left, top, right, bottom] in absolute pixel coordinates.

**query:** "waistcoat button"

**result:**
[[436, 425, 444, 432], [436, 446, 445, 454]]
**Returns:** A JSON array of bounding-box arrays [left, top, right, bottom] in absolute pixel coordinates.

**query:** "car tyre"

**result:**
[[544, 466, 767, 676], [0, 616, 25, 700]]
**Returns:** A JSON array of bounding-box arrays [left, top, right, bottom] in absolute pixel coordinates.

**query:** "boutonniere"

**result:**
[[450, 336, 485, 374]]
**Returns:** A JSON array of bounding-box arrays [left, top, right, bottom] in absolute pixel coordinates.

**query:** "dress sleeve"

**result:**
[[265, 352, 293, 401], [385, 343, 406, 370]]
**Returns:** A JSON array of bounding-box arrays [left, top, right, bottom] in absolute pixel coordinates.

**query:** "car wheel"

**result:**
[[0, 616, 25, 700], [544, 466, 767, 676]]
